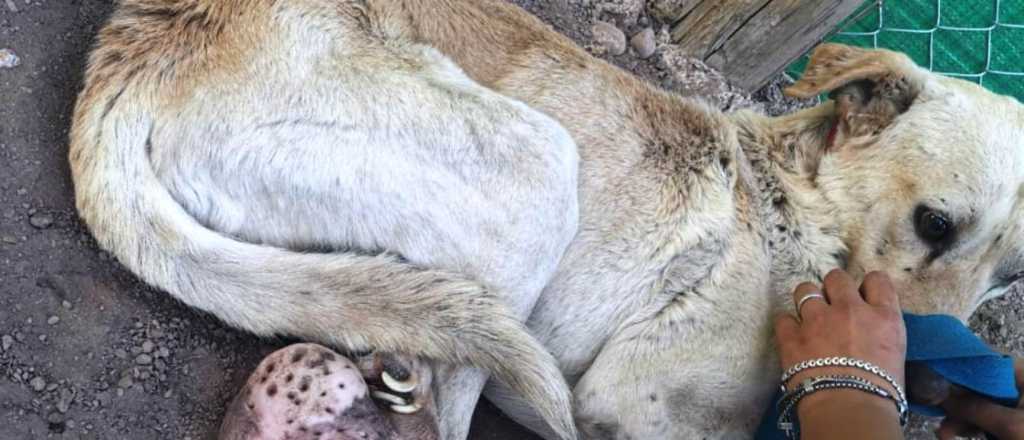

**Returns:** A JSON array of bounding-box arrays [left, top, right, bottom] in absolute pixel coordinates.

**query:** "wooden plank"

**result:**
[[669, 0, 772, 60], [648, 0, 704, 24], [704, 0, 863, 90]]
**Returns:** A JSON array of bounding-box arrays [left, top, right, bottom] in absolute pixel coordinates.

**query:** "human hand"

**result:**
[[774, 269, 908, 410], [936, 359, 1024, 440]]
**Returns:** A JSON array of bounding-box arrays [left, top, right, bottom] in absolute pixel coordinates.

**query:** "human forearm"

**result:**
[[798, 389, 903, 440]]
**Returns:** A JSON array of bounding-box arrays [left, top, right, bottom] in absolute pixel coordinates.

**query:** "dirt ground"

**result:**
[[1, 1, 1021, 439]]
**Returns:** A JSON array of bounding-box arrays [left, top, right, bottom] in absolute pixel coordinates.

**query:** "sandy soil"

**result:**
[[1, 1, 1019, 439]]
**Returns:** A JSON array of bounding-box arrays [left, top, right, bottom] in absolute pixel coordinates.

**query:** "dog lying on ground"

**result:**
[[70, 0, 1024, 438]]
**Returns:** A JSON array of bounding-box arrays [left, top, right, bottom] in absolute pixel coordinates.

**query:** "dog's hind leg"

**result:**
[[148, 34, 579, 437]]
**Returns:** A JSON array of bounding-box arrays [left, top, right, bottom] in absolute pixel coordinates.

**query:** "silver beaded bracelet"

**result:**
[[780, 356, 906, 403], [776, 374, 909, 439]]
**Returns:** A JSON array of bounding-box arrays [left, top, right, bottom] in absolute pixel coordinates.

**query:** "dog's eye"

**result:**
[[915, 208, 953, 243]]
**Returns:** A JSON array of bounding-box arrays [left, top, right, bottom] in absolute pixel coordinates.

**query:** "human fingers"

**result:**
[[793, 282, 828, 321]]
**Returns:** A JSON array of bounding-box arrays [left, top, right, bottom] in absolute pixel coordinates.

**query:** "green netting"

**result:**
[[785, 0, 1024, 101]]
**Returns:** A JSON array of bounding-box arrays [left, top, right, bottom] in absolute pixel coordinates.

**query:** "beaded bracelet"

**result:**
[[776, 374, 909, 439], [780, 356, 906, 403]]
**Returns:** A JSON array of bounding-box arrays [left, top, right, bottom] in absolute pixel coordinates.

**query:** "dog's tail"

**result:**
[[69, 70, 577, 440]]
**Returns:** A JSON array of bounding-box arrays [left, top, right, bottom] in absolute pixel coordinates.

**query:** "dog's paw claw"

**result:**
[[371, 390, 409, 406], [382, 369, 417, 393], [389, 402, 422, 414]]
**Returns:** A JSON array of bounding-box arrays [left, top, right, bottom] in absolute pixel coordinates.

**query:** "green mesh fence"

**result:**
[[786, 0, 1024, 101]]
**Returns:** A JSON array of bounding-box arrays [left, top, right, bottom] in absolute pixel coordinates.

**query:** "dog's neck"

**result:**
[[729, 103, 850, 303]]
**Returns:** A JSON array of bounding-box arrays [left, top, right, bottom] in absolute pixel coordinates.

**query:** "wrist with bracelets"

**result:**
[[776, 356, 908, 439]]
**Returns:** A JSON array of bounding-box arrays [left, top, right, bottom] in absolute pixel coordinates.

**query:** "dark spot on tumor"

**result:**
[[294, 399, 303, 406], [291, 348, 308, 363], [649, 393, 658, 402], [876, 247, 886, 256], [299, 291, 312, 295], [338, 382, 346, 389], [259, 375, 268, 384], [776, 225, 787, 233], [299, 376, 312, 392], [299, 426, 308, 432], [267, 384, 278, 397], [322, 367, 331, 376], [266, 363, 276, 374], [287, 391, 297, 401], [287, 419, 294, 424], [247, 401, 255, 410], [321, 391, 327, 397], [904, 267, 913, 272], [286, 374, 294, 383], [326, 406, 335, 414]]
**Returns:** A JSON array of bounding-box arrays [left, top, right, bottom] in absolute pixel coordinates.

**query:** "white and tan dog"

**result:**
[[70, 0, 1024, 439]]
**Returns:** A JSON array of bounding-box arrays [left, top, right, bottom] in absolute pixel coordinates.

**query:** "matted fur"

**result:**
[[71, 1, 1024, 439]]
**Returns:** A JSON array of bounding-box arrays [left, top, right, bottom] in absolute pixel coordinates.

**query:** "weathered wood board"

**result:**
[[665, 0, 864, 90]]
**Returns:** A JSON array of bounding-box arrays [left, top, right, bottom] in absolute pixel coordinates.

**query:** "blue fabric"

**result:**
[[754, 313, 1019, 439]]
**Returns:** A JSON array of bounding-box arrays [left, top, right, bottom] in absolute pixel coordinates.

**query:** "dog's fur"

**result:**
[[70, 1, 1024, 439]]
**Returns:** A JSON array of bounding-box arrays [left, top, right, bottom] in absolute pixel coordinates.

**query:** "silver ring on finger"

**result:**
[[796, 293, 827, 319]]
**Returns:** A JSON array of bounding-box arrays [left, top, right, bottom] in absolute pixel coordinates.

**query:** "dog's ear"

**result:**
[[785, 44, 926, 140]]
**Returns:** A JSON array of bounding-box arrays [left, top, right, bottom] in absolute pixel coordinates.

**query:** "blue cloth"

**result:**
[[754, 313, 1019, 439]]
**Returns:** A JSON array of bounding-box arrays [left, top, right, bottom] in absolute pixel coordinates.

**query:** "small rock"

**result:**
[[116, 374, 133, 389], [135, 354, 153, 365], [58, 389, 74, 412], [30, 376, 46, 392], [61, 300, 72, 310], [0, 49, 18, 69], [47, 411, 65, 425], [1, 235, 16, 244], [3, 0, 17, 13], [592, 21, 627, 56], [28, 213, 54, 229], [630, 28, 657, 59], [1, 334, 12, 351], [141, 340, 154, 353], [47, 315, 60, 325], [114, 349, 128, 359]]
